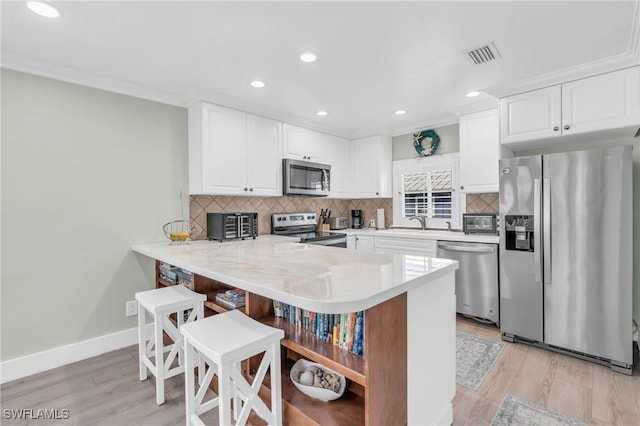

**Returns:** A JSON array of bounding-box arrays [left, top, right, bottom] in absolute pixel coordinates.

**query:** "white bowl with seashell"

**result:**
[[289, 359, 346, 401]]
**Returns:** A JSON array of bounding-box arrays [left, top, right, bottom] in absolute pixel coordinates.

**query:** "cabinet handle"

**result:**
[[553, 126, 560, 131], [563, 125, 570, 131]]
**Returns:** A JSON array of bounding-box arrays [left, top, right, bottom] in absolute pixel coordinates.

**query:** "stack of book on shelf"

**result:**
[[215, 288, 246, 310], [272, 301, 365, 357], [177, 268, 194, 290], [159, 263, 178, 284]]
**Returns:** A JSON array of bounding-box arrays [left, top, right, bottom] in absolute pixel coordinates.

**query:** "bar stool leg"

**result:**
[[270, 342, 283, 426], [184, 339, 196, 426], [154, 312, 165, 405], [138, 303, 147, 381], [218, 361, 233, 426]]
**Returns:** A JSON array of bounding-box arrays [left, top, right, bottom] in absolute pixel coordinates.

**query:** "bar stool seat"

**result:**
[[180, 310, 285, 426], [136, 285, 206, 405]]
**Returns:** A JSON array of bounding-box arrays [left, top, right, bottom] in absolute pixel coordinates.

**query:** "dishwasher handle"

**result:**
[[437, 242, 496, 254]]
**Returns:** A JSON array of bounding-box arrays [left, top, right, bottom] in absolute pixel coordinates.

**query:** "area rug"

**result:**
[[491, 394, 587, 426], [456, 332, 505, 391]]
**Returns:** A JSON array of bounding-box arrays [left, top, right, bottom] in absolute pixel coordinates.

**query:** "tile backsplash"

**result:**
[[190, 195, 393, 240], [465, 192, 499, 213]]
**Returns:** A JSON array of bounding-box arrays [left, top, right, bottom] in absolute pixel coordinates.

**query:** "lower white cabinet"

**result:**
[[459, 109, 500, 193], [375, 236, 437, 257], [347, 235, 375, 252]]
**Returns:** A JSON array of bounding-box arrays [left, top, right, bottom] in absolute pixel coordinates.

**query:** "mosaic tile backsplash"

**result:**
[[465, 193, 499, 213], [189, 192, 498, 240], [190, 195, 393, 240]]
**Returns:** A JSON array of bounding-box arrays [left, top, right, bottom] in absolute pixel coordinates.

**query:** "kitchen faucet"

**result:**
[[409, 215, 427, 230], [446, 221, 452, 232]]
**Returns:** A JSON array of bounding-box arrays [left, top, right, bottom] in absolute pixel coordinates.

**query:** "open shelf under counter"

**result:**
[[259, 316, 366, 387], [255, 357, 365, 426]]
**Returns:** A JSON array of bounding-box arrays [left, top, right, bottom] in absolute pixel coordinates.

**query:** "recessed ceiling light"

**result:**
[[465, 91, 481, 98], [250, 80, 265, 88], [394, 110, 407, 115], [26, 1, 61, 18], [316, 111, 328, 117], [300, 52, 317, 63]]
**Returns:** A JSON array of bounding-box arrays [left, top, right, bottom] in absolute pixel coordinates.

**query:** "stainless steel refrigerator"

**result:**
[[499, 145, 633, 374]]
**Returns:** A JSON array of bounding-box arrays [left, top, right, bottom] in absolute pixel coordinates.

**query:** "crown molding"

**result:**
[[1, 51, 187, 107], [391, 115, 459, 137], [184, 87, 353, 140]]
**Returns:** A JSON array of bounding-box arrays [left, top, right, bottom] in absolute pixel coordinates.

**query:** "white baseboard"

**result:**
[[0, 326, 142, 384]]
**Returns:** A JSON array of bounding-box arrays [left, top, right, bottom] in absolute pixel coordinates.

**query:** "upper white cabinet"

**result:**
[[322, 133, 352, 198], [500, 67, 640, 148], [245, 114, 283, 195], [459, 109, 500, 193], [351, 135, 392, 198], [188, 102, 282, 196], [500, 86, 561, 144], [283, 124, 324, 162]]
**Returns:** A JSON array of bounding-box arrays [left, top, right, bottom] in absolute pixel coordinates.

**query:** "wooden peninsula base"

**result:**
[[134, 238, 457, 426]]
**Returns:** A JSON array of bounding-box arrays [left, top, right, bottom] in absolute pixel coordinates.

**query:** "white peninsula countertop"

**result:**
[[132, 235, 458, 314]]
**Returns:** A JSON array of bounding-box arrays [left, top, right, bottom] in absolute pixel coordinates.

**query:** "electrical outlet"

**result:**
[[126, 300, 138, 317]]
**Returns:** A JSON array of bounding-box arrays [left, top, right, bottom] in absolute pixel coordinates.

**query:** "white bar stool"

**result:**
[[136, 285, 206, 405], [180, 309, 285, 426]]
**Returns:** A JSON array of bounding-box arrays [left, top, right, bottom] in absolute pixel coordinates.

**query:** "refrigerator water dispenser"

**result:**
[[504, 215, 534, 252]]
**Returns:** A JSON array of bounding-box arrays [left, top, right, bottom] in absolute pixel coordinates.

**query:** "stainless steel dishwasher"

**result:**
[[436, 241, 499, 324]]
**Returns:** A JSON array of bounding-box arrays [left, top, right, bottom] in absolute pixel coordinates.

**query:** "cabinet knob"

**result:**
[[249, 188, 254, 192], [376, 192, 379, 196], [553, 126, 560, 131], [460, 185, 464, 190], [243, 187, 248, 191], [563, 125, 570, 131]]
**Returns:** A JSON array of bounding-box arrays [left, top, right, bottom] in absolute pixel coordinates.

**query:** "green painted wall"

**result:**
[[392, 123, 460, 161], [518, 137, 640, 325], [1, 69, 188, 360]]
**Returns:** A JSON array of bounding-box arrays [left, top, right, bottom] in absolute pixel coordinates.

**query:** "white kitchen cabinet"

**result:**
[[351, 135, 392, 198], [459, 109, 500, 193], [347, 234, 375, 251], [188, 102, 282, 195], [322, 133, 352, 198], [246, 114, 283, 195], [375, 236, 437, 257], [500, 67, 640, 148], [283, 124, 324, 162], [500, 86, 561, 145]]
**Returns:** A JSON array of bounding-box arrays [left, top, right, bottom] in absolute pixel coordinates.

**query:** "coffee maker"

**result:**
[[351, 209, 363, 229]]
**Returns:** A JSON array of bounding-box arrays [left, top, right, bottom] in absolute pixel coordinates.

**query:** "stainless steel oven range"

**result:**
[[271, 213, 347, 248]]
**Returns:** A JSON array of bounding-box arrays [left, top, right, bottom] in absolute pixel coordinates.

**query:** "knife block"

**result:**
[[317, 221, 330, 233]]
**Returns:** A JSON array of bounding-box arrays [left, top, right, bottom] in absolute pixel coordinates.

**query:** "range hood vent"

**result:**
[[466, 42, 501, 65]]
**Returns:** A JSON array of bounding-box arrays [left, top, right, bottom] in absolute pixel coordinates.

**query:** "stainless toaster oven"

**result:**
[[207, 212, 258, 241], [462, 213, 498, 235]]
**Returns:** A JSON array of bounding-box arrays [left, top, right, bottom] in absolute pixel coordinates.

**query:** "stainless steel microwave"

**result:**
[[282, 158, 330, 197]]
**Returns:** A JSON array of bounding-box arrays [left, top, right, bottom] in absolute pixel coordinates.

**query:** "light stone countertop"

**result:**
[[132, 236, 458, 314], [338, 227, 499, 244]]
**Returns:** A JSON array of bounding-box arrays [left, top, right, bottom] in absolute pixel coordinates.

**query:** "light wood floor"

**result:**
[[1, 316, 638, 425], [454, 315, 640, 426]]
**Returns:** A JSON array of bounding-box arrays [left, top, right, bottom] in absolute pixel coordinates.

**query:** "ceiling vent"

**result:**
[[466, 42, 501, 65]]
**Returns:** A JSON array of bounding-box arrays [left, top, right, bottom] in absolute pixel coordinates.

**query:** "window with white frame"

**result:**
[[392, 154, 461, 229]]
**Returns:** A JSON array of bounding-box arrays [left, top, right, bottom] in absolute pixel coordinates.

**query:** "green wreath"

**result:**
[[413, 129, 440, 157]]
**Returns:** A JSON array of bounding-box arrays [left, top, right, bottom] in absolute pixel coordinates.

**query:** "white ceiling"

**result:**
[[2, 1, 639, 139]]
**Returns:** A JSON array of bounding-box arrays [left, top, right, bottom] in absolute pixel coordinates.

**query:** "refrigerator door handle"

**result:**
[[543, 178, 551, 285], [534, 178, 542, 284]]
